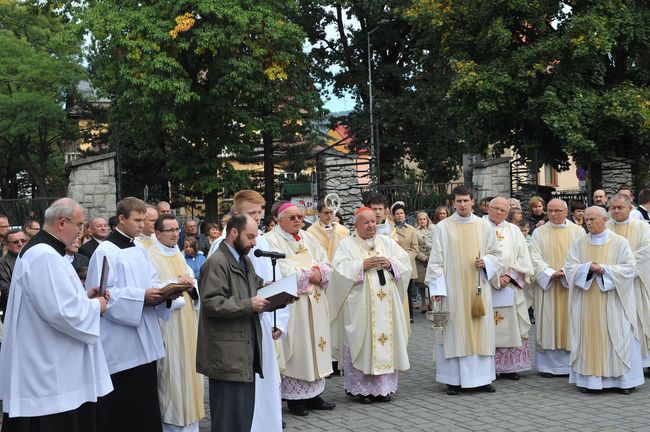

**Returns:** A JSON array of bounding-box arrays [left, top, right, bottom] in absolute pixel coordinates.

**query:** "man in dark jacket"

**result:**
[[197, 214, 269, 432], [0, 229, 27, 320], [79, 216, 110, 258]]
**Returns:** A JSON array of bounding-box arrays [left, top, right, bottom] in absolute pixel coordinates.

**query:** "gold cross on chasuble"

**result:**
[[495, 229, 505, 241], [378, 333, 388, 346], [295, 245, 308, 255], [494, 311, 505, 325], [377, 288, 387, 301], [312, 290, 321, 303], [318, 337, 327, 352]]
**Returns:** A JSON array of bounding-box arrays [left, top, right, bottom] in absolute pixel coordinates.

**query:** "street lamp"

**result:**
[[367, 20, 389, 187]]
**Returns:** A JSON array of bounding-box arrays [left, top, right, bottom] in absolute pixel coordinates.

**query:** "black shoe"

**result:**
[[331, 361, 341, 376], [619, 387, 634, 395], [540, 372, 554, 378], [305, 396, 336, 411], [499, 372, 520, 381], [359, 396, 372, 404], [446, 385, 461, 395], [282, 419, 286, 429], [287, 400, 309, 416], [410, 318, 414, 323], [481, 384, 496, 393], [371, 394, 391, 402]]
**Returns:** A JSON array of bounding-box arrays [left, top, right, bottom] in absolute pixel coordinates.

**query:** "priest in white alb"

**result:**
[[607, 193, 650, 367], [147, 214, 204, 431], [265, 202, 335, 417], [564, 206, 644, 393], [484, 197, 534, 380], [329, 207, 411, 403], [529, 198, 585, 376], [425, 185, 502, 395]]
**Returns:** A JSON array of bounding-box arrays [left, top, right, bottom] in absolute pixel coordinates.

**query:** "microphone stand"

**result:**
[[271, 257, 278, 332]]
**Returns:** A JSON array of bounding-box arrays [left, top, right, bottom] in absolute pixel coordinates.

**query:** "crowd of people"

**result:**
[[0, 183, 649, 431]]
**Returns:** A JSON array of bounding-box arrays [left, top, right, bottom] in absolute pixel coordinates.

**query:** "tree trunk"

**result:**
[[263, 131, 274, 216]]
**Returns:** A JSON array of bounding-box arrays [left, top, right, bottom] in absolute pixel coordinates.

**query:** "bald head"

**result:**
[[487, 197, 509, 225], [547, 198, 568, 225]]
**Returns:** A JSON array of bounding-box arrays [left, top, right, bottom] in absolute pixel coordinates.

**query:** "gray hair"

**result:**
[[611, 193, 632, 205], [507, 198, 521, 209], [44, 198, 81, 225], [586, 205, 607, 218]]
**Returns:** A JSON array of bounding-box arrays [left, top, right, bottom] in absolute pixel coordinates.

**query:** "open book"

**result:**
[[257, 273, 298, 312]]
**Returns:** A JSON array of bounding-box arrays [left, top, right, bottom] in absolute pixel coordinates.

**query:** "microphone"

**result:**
[[254, 249, 286, 259], [377, 269, 386, 286]]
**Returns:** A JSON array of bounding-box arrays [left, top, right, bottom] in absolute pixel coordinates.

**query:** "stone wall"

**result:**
[[67, 152, 117, 219], [600, 158, 634, 196], [320, 154, 366, 220], [471, 157, 512, 200]]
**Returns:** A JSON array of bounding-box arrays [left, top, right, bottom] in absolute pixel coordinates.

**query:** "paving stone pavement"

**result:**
[[200, 311, 650, 431]]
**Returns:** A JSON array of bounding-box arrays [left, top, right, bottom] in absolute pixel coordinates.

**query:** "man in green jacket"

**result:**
[[197, 214, 270, 432]]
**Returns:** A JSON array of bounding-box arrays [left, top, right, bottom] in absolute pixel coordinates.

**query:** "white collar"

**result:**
[[550, 220, 568, 228], [483, 215, 506, 227], [612, 217, 631, 225], [452, 212, 474, 224], [154, 239, 179, 257], [589, 229, 609, 245]]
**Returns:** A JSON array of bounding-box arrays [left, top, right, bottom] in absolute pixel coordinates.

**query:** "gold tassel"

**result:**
[[471, 286, 485, 318], [472, 251, 485, 318]]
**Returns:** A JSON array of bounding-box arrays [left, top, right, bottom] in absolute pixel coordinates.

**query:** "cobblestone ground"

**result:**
[[201, 311, 650, 431]]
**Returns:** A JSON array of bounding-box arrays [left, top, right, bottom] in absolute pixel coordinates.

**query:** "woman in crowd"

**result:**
[[184, 237, 206, 279], [198, 222, 222, 255], [525, 196, 546, 234], [432, 206, 449, 224], [414, 211, 435, 312], [263, 215, 276, 233], [568, 200, 588, 232], [392, 203, 419, 323], [507, 207, 524, 225], [507, 198, 521, 209]]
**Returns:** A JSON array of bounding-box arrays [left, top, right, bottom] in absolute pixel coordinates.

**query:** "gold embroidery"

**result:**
[[313, 290, 321, 303], [378, 333, 388, 346], [494, 311, 505, 325], [377, 288, 387, 301], [295, 245, 308, 255], [495, 229, 505, 241], [318, 337, 327, 352]]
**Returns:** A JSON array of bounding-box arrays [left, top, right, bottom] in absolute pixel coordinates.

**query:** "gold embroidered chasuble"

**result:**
[[529, 222, 585, 351], [306, 220, 350, 261], [608, 219, 650, 358], [328, 234, 411, 375], [264, 227, 334, 381], [489, 221, 534, 347], [565, 231, 637, 377], [147, 242, 204, 427], [425, 214, 502, 358]]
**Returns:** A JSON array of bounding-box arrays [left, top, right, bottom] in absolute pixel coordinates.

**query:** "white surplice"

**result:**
[[86, 236, 170, 374], [0, 235, 112, 417], [425, 213, 502, 388]]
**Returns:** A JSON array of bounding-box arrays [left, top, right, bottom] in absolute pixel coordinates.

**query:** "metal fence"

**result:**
[[0, 198, 59, 226]]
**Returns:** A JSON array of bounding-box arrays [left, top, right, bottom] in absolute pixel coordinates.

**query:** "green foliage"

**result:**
[[0, 0, 84, 197], [73, 0, 325, 203]]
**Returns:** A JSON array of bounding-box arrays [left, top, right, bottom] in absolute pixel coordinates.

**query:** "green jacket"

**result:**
[[196, 241, 264, 382]]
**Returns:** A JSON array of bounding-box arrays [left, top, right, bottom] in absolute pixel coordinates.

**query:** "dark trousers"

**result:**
[[2, 401, 97, 432], [97, 361, 162, 432], [209, 378, 255, 432], [407, 279, 416, 319]]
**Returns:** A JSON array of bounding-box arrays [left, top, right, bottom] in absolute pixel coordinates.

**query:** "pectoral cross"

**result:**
[[295, 245, 308, 255], [378, 333, 388, 346], [318, 337, 327, 352], [494, 311, 505, 326], [312, 289, 321, 303], [377, 288, 387, 301]]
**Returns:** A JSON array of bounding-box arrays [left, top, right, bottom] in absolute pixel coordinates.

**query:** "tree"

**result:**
[[405, 0, 650, 173], [73, 0, 324, 219], [0, 0, 84, 198]]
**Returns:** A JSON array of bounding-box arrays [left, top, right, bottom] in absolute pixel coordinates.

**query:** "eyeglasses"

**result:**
[[289, 215, 304, 222], [7, 239, 27, 245], [488, 206, 508, 213], [63, 217, 84, 230], [160, 228, 181, 233]]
